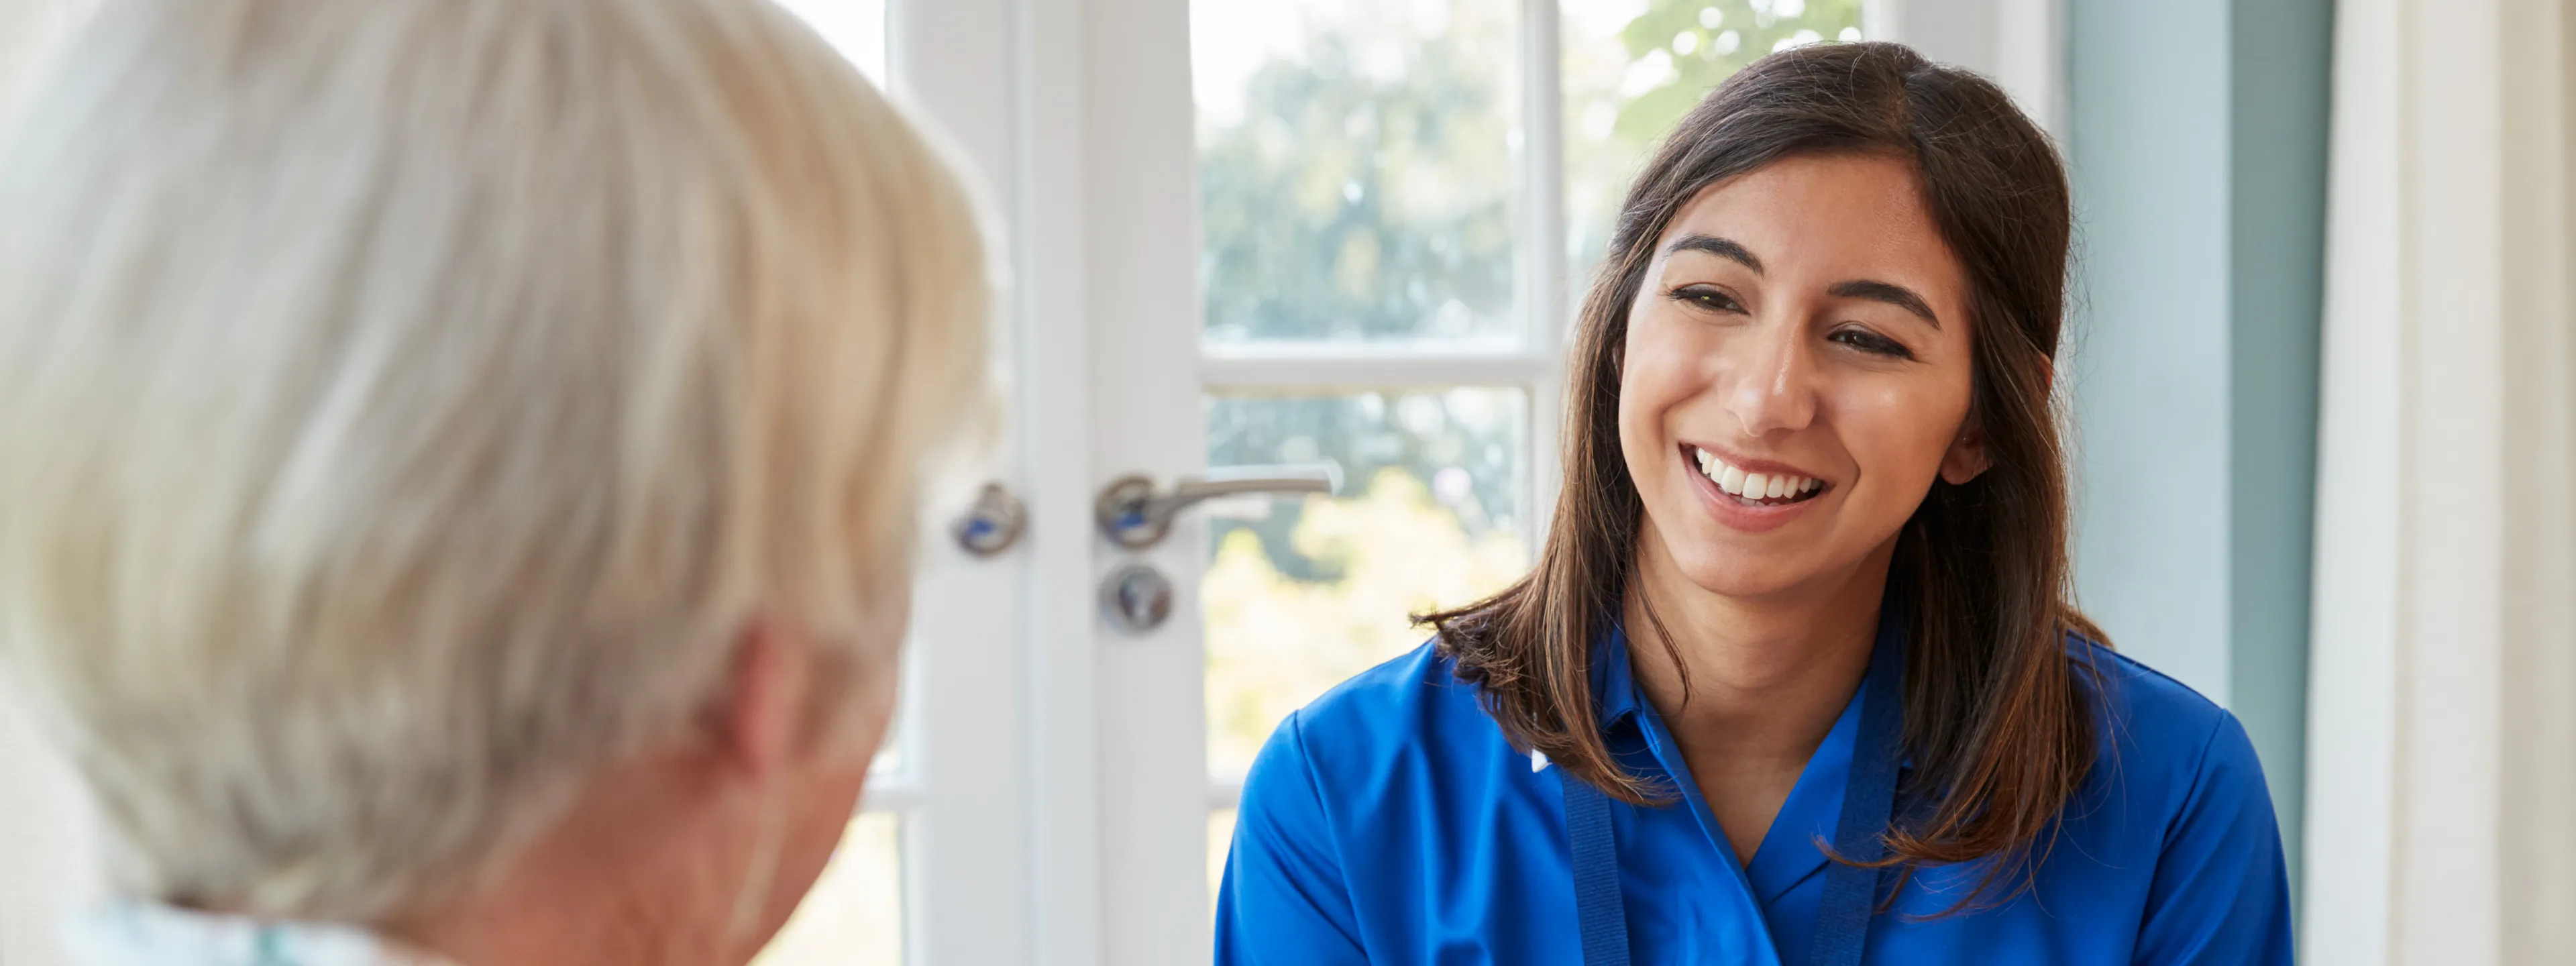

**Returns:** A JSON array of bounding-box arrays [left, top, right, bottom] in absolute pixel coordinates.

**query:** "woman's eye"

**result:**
[[1672, 285, 1743, 313], [1829, 327, 1915, 360]]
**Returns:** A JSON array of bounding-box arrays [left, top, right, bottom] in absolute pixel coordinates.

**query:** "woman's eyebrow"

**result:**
[[1830, 279, 1940, 328], [1662, 233, 1764, 274]]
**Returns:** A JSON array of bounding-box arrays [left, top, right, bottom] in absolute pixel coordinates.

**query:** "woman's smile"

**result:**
[[1679, 443, 1833, 534]]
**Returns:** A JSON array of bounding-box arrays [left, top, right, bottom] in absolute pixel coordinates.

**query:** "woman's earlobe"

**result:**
[[1939, 425, 1993, 484]]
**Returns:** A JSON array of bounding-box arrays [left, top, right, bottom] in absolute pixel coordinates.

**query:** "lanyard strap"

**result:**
[[1559, 615, 1904, 966], [1809, 628, 1904, 966], [1560, 771, 1632, 966]]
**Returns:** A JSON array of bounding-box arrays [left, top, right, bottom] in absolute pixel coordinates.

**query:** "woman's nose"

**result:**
[[1721, 324, 1817, 437]]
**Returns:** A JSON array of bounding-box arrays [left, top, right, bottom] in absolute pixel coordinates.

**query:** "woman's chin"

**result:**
[[1669, 553, 1823, 602]]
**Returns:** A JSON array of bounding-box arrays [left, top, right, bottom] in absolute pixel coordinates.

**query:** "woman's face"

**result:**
[[1617, 153, 1984, 602]]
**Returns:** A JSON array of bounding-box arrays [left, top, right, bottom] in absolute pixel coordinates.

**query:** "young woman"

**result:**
[[1215, 42, 2291, 965]]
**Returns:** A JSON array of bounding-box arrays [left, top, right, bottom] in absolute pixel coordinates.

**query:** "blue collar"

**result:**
[[1562, 606, 1911, 965], [1588, 623, 1649, 730]]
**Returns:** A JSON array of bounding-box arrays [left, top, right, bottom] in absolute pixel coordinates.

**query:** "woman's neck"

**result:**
[[1623, 527, 1893, 772], [381, 758, 743, 966]]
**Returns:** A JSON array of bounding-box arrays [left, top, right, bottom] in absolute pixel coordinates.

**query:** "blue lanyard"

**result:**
[[1559, 616, 1906, 966]]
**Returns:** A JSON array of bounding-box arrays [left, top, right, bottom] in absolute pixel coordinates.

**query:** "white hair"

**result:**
[[0, 0, 993, 920]]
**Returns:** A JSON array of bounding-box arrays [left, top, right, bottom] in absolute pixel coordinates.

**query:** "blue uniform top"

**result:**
[[1215, 627, 2292, 965]]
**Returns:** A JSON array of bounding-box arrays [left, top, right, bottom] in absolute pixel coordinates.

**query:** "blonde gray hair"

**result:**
[[0, 0, 991, 920]]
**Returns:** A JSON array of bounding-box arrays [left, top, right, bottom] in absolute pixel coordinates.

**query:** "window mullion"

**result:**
[[1522, 0, 1568, 537], [1200, 349, 1555, 391]]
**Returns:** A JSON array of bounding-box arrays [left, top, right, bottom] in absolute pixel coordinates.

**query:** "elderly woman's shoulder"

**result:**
[[62, 902, 458, 966]]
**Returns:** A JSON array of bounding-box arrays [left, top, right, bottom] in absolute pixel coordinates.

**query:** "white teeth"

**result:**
[[1691, 446, 1821, 502]]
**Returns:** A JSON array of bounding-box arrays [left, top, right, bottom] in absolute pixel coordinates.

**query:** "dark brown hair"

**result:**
[[1425, 42, 2103, 907]]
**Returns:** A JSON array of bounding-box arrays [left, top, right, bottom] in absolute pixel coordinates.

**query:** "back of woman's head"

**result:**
[[0, 0, 991, 919], [1434, 40, 2093, 908]]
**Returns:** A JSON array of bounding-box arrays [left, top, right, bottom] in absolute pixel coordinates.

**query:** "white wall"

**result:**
[[1872, 0, 2068, 139]]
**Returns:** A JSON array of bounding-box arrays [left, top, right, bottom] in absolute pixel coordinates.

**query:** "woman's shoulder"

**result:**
[[2064, 637, 2273, 820], [1275, 639, 1495, 759], [2047, 640, 2293, 955], [1240, 639, 1510, 805], [2072, 639, 2227, 733]]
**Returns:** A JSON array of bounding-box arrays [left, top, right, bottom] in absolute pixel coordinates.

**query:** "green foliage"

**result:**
[[1196, 1, 1861, 341], [1197, 8, 1521, 343], [1610, 0, 1864, 144]]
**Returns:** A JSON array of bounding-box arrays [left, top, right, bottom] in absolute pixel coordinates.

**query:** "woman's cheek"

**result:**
[[1845, 390, 1962, 504]]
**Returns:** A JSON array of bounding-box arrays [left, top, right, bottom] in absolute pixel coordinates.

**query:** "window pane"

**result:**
[[756, 811, 905, 966], [1193, 0, 1525, 345], [1562, 0, 1863, 288], [1203, 390, 1529, 778], [774, 0, 889, 87]]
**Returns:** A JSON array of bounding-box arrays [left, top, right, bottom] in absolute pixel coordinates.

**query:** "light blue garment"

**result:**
[[62, 902, 454, 966], [1216, 627, 2294, 965]]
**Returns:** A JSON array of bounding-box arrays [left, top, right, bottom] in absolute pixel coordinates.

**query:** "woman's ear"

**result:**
[[1939, 421, 1992, 485], [709, 616, 814, 783]]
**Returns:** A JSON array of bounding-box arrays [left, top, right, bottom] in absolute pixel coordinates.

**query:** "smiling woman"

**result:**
[[1216, 42, 2292, 966]]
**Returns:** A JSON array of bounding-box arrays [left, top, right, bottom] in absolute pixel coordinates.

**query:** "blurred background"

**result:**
[[2, 0, 2571, 965]]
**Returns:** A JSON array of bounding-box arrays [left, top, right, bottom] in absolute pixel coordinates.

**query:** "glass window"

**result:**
[[1202, 390, 1530, 779], [1561, 0, 1863, 288], [1192, 0, 1525, 345], [775, 0, 890, 87]]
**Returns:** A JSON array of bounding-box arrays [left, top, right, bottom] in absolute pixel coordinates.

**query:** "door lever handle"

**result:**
[[952, 482, 1028, 557], [1094, 465, 1338, 550]]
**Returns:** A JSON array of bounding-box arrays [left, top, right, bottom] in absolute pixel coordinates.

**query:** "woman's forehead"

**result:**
[[1662, 157, 1945, 261]]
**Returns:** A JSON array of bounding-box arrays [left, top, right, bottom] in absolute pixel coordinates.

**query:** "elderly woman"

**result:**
[[0, 1, 989, 963]]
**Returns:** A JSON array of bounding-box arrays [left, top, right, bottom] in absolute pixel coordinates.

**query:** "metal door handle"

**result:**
[[952, 482, 1027, 557], [1093, 465, 1338, 550]]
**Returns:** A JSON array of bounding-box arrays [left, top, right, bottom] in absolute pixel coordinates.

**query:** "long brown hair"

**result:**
[[1424, 42, 2102, 907]]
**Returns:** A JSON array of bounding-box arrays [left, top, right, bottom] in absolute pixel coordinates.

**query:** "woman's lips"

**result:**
[[1680, 443, 1830, 533]]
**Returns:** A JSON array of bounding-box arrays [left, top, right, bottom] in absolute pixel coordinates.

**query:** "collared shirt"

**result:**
[[1216, 627, 2292, 965], [62, 902, 456, 966]]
